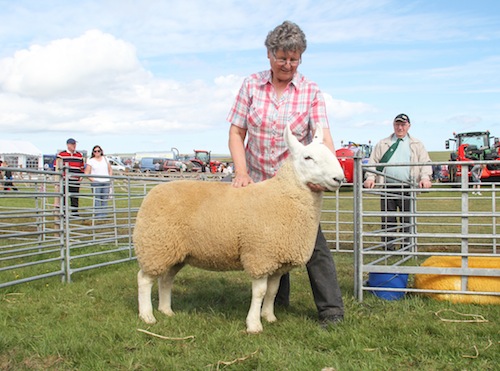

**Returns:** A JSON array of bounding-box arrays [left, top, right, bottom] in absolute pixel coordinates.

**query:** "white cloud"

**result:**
[[0, 30, 141, 98], [324, 94, 376, 121], [0, 30, 241, 140]]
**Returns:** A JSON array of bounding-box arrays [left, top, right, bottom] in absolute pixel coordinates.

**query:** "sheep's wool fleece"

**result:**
[[414, 256, 500, 305], [134, 160, 323, 278]]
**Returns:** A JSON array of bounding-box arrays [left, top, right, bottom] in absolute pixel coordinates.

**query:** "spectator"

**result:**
[[85, 145, 113, 218], [55, 138, 85, 216], [227, 20, 344, 328], [471, 163, 484, 195], [4, 167, 18, 191], [364, 114, 432, 250]]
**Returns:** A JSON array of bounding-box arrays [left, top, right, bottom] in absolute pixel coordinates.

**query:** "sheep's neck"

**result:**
[[274, 160, 324, 207]]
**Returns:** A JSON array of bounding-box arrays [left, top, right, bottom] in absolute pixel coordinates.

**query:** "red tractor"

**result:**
[[335, 141, 372, 183], [445, 131, 500, 182], [192, 150, 221, 173]]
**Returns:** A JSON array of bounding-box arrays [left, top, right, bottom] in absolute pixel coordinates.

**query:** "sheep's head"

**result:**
[[285, 124, 344, 192]]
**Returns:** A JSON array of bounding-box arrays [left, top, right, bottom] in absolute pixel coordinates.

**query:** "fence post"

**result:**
[[353, 152, 363, 301]]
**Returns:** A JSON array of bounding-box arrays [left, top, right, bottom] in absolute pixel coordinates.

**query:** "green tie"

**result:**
[[376, 138, 402, 172]]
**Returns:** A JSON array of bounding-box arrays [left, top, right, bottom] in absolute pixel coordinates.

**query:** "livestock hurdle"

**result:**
[[2, 161, 499, 304], [353, 156, 500, 303], [0, 166, 234, 287]]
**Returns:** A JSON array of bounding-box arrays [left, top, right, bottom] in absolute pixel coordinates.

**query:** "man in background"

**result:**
[[56, 138, 85, 216], [364, 114, 432, 250]]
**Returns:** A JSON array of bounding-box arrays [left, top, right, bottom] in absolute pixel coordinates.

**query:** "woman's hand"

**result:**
[[232, 173, 253, 188]]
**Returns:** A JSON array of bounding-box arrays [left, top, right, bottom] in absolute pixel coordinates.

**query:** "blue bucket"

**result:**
[[368, 273, 409, 300]]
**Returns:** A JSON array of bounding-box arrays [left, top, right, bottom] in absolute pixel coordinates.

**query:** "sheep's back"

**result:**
[[134, 180, 241, 275]]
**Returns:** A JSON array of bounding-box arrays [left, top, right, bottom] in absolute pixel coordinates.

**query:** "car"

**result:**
[[107, 157, 130, 172], [139, 157, 166, 172], [163, 159, 202, 172], [163, 159, 182, 172]]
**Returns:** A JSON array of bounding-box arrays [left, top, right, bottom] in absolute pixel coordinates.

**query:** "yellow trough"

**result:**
[[414, 256, 500, 305]]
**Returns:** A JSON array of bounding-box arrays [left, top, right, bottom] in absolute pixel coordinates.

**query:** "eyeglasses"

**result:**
[[272, 54, 301, 66], [93, 149, 102, 153]]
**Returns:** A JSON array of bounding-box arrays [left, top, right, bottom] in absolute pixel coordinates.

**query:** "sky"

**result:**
[[0, 0, 499, 157]]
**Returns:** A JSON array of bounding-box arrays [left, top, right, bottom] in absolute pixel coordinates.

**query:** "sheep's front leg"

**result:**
[[246, 276, 267, 334], [261, 272, 282, 323], [157, 264, 184, 317], [138, 269, 157, 324]]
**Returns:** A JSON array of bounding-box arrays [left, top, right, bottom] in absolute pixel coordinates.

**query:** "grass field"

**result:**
[[1, 253, 499, 370], [1, 169, 499, 369]]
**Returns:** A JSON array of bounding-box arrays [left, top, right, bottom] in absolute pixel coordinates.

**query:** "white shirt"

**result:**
[[87, 157, 110, 182]]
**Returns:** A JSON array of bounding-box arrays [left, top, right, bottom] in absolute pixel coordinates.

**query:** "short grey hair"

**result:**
[[265, 21, 307, 55]]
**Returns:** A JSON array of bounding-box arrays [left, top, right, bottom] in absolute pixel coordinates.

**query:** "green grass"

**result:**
[[1, 255, 499, 370], [429, 151, 451, 162]]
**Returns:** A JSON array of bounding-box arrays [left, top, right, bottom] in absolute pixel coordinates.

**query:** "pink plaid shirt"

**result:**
[[227, 70, 330, 182]]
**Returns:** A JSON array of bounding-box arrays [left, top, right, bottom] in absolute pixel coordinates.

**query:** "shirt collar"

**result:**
[[260, 69, 300, 88], [392, 134, 409, 142]]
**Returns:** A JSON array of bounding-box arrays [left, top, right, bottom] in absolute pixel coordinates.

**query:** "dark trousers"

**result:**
[[67, 181, 80, 215], [4, 180, 18, 191], [380, 188, 411, 248], [275, 226, 344, 319]]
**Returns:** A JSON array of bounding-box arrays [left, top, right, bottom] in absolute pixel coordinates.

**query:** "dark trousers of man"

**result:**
[[275, 226, 344, 319], [380, 188, 411, 250], [67, 181, 81, 216]]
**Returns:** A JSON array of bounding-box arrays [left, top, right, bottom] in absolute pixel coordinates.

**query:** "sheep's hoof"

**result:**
[[262, 313, 277, 323], [158, 308, 175, 317], [246, 322, 263, 334], [139, 313, 157, 324]]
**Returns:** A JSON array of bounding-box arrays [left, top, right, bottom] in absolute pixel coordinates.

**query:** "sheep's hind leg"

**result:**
[[158, 264, 184, 317], [138, 269, 157, 324], [246, 276, 267, 333], [261, 272, 281, 323]]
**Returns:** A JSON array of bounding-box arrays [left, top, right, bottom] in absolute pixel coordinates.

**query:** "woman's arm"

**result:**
[[228, 124, 253, 187]]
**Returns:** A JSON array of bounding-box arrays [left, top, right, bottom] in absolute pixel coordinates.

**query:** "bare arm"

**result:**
[[228, 124, 253, 188], [84, 163, 93, 182]]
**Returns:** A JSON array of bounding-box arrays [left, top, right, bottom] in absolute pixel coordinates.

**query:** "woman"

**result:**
[[85, 145, 113, 218], [227, 21, 344, 328]]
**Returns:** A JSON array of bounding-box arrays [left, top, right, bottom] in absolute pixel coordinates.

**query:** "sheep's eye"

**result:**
[[304, 156, 314, 161]]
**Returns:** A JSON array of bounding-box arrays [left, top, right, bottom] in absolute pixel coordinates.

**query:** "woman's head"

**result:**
[[91, 145, 104, 158], [265, 21, 307, 55]]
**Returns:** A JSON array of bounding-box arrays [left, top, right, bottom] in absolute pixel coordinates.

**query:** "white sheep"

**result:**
[[133, 124, 344, 333]]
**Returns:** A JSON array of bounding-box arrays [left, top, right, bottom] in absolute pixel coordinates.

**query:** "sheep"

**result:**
[[414, 256, 500, 305], [133, 124, 344, 333]]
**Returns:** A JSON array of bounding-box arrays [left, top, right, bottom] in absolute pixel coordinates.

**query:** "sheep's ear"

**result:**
[[284, 123, 302, 156], [312, 124, 324, 144]]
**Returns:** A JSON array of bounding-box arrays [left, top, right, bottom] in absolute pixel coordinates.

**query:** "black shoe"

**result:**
[[319, 315, 344, 329]]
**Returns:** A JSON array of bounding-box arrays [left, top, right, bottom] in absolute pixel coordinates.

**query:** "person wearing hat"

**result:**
[[55, 138, 85, 216], [364, 114, 432, 250]]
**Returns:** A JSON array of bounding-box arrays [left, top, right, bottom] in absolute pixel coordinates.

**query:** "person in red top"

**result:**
[[55, 138, 85, 216]]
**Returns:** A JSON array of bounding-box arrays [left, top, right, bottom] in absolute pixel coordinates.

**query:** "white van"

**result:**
[[107, 157, 129, 172]]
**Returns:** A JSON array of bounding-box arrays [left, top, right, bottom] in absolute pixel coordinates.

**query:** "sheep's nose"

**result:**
[[333, 177, 344, 184]]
